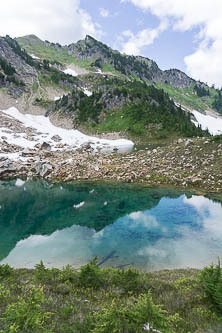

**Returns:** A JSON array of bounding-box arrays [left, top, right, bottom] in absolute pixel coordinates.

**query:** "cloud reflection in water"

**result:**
[[1, 194, 222, 271]]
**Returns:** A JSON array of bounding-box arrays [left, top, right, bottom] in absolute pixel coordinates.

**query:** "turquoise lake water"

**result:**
[[0, 180, 222, 271]]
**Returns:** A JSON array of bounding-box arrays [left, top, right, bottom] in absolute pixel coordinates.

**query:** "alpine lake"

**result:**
[[1, 179, 222, 271]]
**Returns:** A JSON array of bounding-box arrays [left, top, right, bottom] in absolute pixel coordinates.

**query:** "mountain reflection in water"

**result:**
[[0, 180, 222, 271]]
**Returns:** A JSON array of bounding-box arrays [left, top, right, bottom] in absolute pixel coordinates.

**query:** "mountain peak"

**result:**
[[16, 34, 44, 47], [85, 35, 96, 42]]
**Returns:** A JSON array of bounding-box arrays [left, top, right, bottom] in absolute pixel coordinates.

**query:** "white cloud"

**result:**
[[184, 195, 222, 236], [129, 211, 159, 228], [99, 8, 110, 18], [0, 0, 102, 45], [121, 0, 222, 86], [120, 20, 168, 55], [184, 40, 222, 87]]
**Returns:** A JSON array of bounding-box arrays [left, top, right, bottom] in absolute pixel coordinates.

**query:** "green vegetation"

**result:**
[[34, 98, 54, 108], [0, 57, 16, 76], [212, 89, 222, 114], [37, 62, 81, 92], [5, 34, 222, 120], [200, 260, 222, 312], [155, 82, 221, 115], [95, 102, 208, 139], [0, 56, 25, 87], [17, 37, 74, 65], [211, 135, 222, 143], [17, 36, 93, 70], [101, 62, 119, 75], [5, 75, 25, 87], [155, 82, 208, 111], [55, 80, 210, 140], [0, 261, 221, 332], [16, 35, 159, 80], [0, 87, 8, 94], [194, 84, 210, 97]]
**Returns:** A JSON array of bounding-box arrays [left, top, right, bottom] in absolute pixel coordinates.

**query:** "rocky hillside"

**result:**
[[0, 34, 221, 143], [16, 34, 222, 115], [0, 35, 85, 104], [0, 36, 36, 98]]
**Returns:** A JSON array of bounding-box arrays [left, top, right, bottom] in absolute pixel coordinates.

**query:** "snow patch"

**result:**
[[191, 110, 222, 135], [73, 201, 85, 209], [0, 107, 134, 155], [95, 68, 104, 74], [54, 96, 63, 101], [15, 179, 26, 187], [63, 68, 78, 77], [30, 54, 40, 60], [83, 88, 92, 96]]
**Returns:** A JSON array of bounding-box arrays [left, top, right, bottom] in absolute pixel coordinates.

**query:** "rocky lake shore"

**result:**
[[0, 105, 221, 194], [1, 134, 221, 193]]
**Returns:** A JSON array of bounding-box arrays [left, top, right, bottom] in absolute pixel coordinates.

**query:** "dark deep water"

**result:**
[[0, 179, 222, 271]]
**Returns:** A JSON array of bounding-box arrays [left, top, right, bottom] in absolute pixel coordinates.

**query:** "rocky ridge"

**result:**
[[18, 34, 194, 88], [54, 35, 194, 87]]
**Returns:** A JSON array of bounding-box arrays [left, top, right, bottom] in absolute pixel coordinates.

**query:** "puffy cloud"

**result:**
[[99, 8, 110, 18], [121, 0, 222, 86], [120, 20, 168, 55], [0, 0, 102, 45], [184, 40, 222, 87]]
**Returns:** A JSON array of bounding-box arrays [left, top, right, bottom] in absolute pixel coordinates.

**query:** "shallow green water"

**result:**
[[0, 180, 222, 271]]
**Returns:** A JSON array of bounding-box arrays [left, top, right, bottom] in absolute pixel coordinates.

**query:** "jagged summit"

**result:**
[[85, 34, 97, 42]]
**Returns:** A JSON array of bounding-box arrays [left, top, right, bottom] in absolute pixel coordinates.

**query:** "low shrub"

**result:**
[[92, 290, 178, 333], [79, 257, 104, 289], [2, 286, 53, 332], [0, 264, 13, 278], [200, 260, 222, 312]]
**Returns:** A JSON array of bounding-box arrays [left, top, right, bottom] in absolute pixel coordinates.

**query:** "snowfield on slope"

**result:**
[[63, 68, 78, 77], [0, 107, 134, 155], [191, 110, 222, 135], [175, 101, 222, 135]]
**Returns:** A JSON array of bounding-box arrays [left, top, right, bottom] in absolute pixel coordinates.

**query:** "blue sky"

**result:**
[[1, 0, 222, 87], [81, 0, 196, 72]]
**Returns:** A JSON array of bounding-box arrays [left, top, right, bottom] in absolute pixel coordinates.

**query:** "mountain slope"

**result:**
[[0, 34, 221, 143], [52, 78, 210, 141], [0, 35, 88, 114], [16, 34, 222, 116], [17, 34, 193, 87]]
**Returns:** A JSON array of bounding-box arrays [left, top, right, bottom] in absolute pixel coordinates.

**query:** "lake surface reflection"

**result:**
[[0, 180, 222, 271]]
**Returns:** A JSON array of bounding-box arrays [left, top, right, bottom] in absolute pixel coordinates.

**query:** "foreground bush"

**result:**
[[2, 286, 52, 332], [200, 260, 222, 312]]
